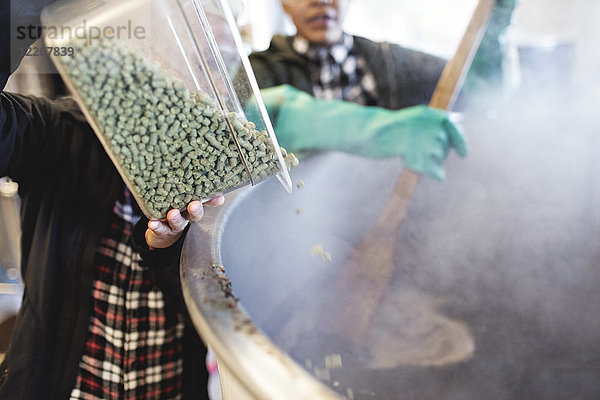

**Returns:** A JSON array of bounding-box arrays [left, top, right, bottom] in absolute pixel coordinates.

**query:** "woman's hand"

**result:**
[[144, 194, 225, 249]]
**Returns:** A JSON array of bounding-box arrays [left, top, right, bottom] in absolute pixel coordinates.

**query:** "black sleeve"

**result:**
[[0, 90, 61, 180], [0, 1, 60, 181], [248, 52, 278, 89], [248, 50, 315, 95], [389, 43, 446, 108]]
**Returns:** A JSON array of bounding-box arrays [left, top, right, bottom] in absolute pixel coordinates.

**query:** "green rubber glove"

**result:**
[[463, 0, 521, 97], [260, 84, 467, 181]]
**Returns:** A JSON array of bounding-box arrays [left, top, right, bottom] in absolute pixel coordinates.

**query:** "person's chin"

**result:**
[[306, 29, 342, 46]]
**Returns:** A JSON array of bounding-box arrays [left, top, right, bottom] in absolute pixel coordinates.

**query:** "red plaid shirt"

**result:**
[[70, 188, 185, 400]]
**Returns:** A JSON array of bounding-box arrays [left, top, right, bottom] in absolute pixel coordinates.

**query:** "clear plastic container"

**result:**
[[41, 0, 295, 218]]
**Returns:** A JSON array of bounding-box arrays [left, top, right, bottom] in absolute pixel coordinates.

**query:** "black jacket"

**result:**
[[0, 55, 208, 400], [249, 34, 446, 110]]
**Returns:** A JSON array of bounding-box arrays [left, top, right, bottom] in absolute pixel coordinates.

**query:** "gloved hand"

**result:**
[[260, 84, 467, 181]]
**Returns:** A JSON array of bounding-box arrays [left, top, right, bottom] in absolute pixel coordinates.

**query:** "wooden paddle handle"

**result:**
[[337, 0, 497, 345], [430, 0, 496, 111], [386, 0, 496, 226]]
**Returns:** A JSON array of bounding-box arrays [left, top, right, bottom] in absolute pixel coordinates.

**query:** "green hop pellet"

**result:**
[[57, 36, 298, 218]]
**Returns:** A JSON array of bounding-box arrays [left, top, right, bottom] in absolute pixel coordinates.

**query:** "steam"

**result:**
[[366, 289, 475, 369], [217, 2, 600, 398]]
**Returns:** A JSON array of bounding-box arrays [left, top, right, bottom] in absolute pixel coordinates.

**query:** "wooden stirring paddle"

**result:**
[[319, 0, 497, 357]]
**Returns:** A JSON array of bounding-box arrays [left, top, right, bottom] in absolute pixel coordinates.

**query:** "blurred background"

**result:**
[[2, 0, 599, 367]]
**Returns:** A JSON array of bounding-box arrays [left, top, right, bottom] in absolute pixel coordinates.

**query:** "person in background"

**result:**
[[248, 0, 468, 181], [1, 1, 223, 399], [251, 0, 445, 108], [461, 0, 521, 110]]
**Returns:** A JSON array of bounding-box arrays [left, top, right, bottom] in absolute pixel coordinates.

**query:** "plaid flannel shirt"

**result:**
[[292, 33, 379, 105], [70, 188, 185, 400]]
